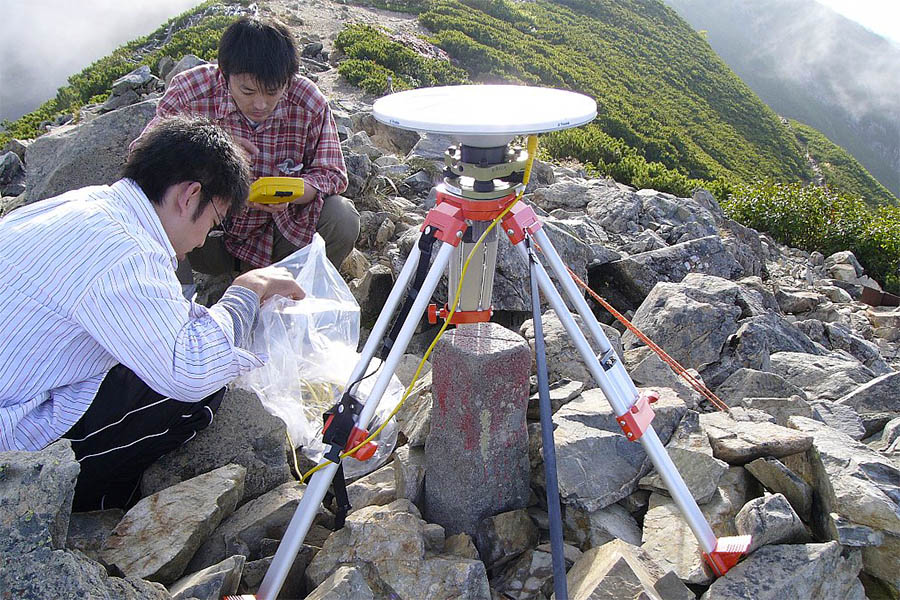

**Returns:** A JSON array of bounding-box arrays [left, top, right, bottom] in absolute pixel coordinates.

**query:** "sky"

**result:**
[[0, 0, 204, 122], [815, 0, 900, 44]]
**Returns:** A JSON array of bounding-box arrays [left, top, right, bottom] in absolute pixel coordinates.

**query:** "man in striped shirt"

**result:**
[[136, 16, 359, 286], [0, 117, 304, 511]]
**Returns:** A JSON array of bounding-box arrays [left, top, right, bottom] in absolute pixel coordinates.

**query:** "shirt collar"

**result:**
[[113, 178, 178, 269]]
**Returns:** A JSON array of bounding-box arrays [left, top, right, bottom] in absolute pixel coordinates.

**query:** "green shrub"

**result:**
[[724, 181, 900, 293]]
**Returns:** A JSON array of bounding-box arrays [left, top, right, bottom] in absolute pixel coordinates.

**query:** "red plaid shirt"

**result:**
[[140, 64, 348, 267]]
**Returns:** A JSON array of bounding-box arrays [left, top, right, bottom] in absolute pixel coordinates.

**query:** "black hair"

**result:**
[[218, 17, 299, 91], [123, 116, 251, 218]]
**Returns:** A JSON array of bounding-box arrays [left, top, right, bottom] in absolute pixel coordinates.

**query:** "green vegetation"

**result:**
[[335, 24, 468, 94], [790, 120, 897, 207], [0, 1, 234, 147], [725, 181, 900, 293]]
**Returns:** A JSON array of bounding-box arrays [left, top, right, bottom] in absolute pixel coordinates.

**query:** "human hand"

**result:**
[[233, 136, 260, 160], [233, 266, 305, 303]]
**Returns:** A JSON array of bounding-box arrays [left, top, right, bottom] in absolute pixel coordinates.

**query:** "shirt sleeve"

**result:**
[[72, 253, 264, 402], [301, 102, 349, 198]]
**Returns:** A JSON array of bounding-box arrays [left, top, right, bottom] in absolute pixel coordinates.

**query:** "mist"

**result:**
[[0, 0, 204, 123]]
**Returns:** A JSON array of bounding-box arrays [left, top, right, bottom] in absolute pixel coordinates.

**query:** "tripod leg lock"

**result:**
[[616, 390, 659, 441], [703, 535, 752, 575], [322, 392, 377, 463]]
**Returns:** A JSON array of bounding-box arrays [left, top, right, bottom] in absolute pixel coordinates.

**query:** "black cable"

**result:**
[[528, 238, 569, 600]]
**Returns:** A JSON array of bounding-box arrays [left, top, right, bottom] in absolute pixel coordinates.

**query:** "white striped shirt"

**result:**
[[0, 179, 264, 451]]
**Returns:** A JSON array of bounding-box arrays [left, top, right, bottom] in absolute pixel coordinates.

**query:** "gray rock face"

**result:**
[[797, 320, 892, 375], [165, 54, 207, 85], [700, 411, 813, 465], [143, 387, 292, 504], [811, 400, 866, 439], [0, 546, 170, 600], [24, 99, 158, 204], [0, 440, 79, 554], [66, 508, 124, 562], [425, 323, 531, 537], [306, 565, 375, 600], [745, 457, 813, 522], [553, 387, 687, 512], [594, 235, 745, 308], [306, 499, 490, 600], [640, 410, 729, 504], [835, 371, 900, 416], [169, 555, 245, 600], [100, 464, 246, 585], [520, 309, 624, 389], [740, 395, 814, 427], [700, 542, 865, 600], [768, 351, 876, 401], [734, 493, 808, 552], [563, 502, 643, 551], [564, 539, 694, 600], [474, 509, 539, 571], [394, 445, 426, 509], [641, 467, 757, 585], [787, 417, 900, 589], [347, 462, 396, 512]]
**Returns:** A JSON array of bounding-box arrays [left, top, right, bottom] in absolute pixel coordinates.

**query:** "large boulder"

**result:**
[[768, 352, 876, 401], [24, 99, 158, 204]]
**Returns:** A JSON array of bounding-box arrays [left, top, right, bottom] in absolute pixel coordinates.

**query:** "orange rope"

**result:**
[[558, 261, 730, 413]]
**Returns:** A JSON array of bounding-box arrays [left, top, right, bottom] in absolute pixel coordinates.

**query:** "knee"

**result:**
[[319, 195, 360, 246]]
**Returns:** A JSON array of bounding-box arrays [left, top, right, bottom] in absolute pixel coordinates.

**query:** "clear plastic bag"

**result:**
[[234, 234, 400, 478]]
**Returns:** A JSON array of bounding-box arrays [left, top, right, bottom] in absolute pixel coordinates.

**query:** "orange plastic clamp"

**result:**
[[427, 303, 492, 324], [346, 426, 377, 461], [703, 535, 752, 576], [501, 202, 543, 244], [421, 202, 467, 245], [436, 189, 519, 222], [616, 391, 659, 441]]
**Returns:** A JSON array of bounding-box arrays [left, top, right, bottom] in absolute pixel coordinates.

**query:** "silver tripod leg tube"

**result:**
[[256, 241, 457, 600], [513, 238, 717, 555]]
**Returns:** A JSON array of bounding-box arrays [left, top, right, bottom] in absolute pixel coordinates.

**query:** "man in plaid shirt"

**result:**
[[136, 16, 359, 280]]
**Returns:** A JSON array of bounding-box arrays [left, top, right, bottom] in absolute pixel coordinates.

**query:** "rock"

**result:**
[[66, 509, 124, 562], [158, 56, 176, 81], [811, 400, 866, 439], [740, 395, 814, 427], [110, 65, 157, 96], [100, 89, 140, 113], [734, 493, 808, 552], [406, 132, 455, 162], [625, 348, 703, 409], [1, 138, 30, 161], [142, 387, 292, 504], [700, 411, 813, 465], [444, 533, 480, 560], [347, 463, 396, 511], [786, 417, 900, 589], [0, 439, 79, 554], [239, 546, 313, 599], [394, 445, 426, 508], [827, 512, 885, 547], [641, 467, 758, 585], [745, 457, 813, 522], [494, 547, 565, 600], [0, 546, 169, 599], [305, 499, 491, 599], [563, 502, 643, 551], [530, 179, 594, 211], [640, 410, 729, 504], [593, 235, 744, 308], [305, 565, 375, 600], [344, 151, 372, 199], [24, 99, 158, 204], [768, 351, 875, 401], [835, 371, 900, 416], [425, 323, 531, 537], [564, 539, 694, 600], [0, 151, 25, 189], [527, 378, 584, 419], [520, 309, 623, 389], [715, 368, 807, 406], [340, 247, 371, 280], [165, 54, 207, 85], [700, 542, 864, 600], [350, 262, 395, 327], [168, 555, 245, 600], [553, 387, 687, 512], [825, 250, 864, 280], [775, 287, 822, 314], [186, 480, 328, 573], [100, 464, 245, 584], [474, 509, 539, 571], [343, 130, 383, 161]]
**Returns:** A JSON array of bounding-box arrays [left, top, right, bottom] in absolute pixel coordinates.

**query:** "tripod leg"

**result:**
[[256, 241, 458, 600], [511, 236, 719, 558]]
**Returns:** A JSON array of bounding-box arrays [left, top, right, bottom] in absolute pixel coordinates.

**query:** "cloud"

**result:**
[[1, 0, 202, 122]]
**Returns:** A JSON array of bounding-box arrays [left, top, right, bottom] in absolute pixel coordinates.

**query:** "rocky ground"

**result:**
[[2, 1, 900, 599]]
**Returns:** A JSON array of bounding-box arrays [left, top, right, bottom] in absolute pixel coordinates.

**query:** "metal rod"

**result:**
[[257, 242, 457, 600]]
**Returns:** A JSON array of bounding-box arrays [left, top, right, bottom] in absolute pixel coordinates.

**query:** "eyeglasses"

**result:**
[[208, 201, 233, 240]]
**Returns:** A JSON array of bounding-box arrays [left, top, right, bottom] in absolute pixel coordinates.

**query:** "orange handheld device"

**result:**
[[248, 177, 305, 204]]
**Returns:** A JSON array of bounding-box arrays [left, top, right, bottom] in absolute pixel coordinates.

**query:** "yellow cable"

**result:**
[[301, 134, 539, 483]]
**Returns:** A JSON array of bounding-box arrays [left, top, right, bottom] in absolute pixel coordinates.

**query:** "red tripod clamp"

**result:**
[[427, 303, 493, 324], [322, 414, 377, 461], [616, 390, 659, 441]]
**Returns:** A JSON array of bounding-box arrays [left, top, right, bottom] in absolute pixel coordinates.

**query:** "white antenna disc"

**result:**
[[373, 85, 597, 147]]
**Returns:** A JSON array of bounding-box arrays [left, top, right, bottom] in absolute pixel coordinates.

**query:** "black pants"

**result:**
[[62, 365, 224, 512]]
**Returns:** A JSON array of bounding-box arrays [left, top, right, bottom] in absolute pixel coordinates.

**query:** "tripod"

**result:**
[[252, 137, 750, 599]]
